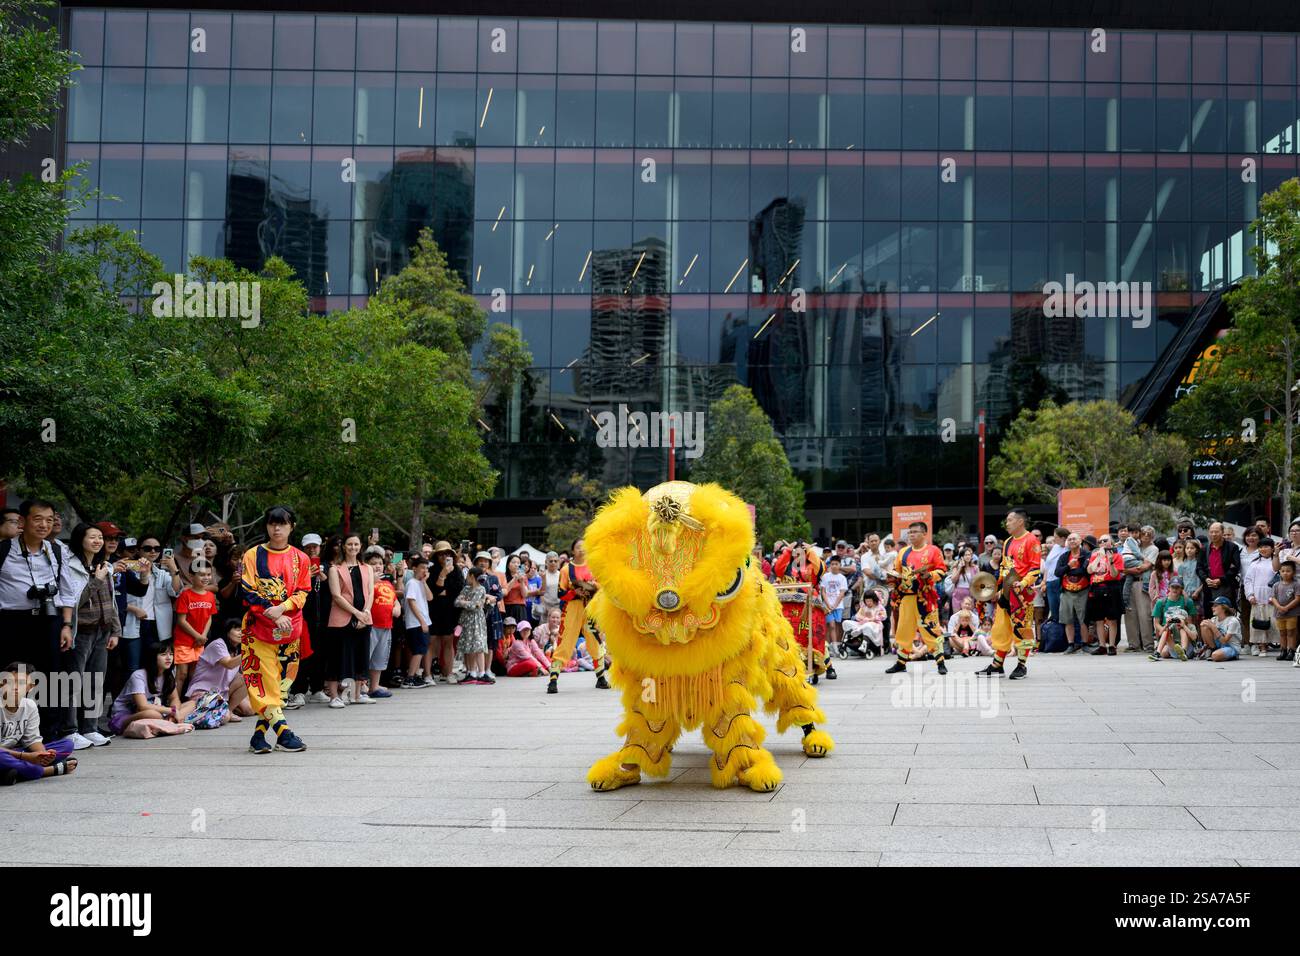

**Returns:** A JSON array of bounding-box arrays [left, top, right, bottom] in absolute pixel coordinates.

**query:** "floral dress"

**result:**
[[455, 583, 489, 655]]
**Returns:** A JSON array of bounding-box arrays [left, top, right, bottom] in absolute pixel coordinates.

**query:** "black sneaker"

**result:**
[[825, 664, 838, 679], [1064, 644, 1080, 655], [0, 767, 19, 786], [480, 672, 496, 684], [248, 730, 272, 755], [884, 660, 907, 674], [936, 659, 948, 675], [1008, 662, 1028, 680], [976, 662, 1004, 677], [546, 677, 558, 694], [595, 673, 610, 689], [1090, 646, 1108, 656], [1107, 646, 1117, 656]]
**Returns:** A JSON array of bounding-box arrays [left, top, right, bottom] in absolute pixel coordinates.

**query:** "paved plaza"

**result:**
[[4, 652, 1300, 867]]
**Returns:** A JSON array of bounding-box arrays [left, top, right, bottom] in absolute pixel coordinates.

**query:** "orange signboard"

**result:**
[[1057, 488, 1110, 540], [891, 505, 933, 546]]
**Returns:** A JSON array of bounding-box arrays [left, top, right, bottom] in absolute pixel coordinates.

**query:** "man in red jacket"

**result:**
[[240, 505, 311, 754]]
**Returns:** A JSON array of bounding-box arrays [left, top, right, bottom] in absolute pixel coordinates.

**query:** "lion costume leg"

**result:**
[[760, 603, 835, 758], [587, 677, 680, 792]]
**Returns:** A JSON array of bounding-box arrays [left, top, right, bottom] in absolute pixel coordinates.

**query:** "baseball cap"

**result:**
[[301, 533, 323, 547], [504, 616, 517, 627], [1169, 579, 1184, 589], [187, 523, 207, 536], [95, 520, 124, 537], [475, 551, 492, 562], [123, 537, 138, 548], [942, 542, 954, 550], [517, 620, 532, 632], [1212, 596, 1234, 608]]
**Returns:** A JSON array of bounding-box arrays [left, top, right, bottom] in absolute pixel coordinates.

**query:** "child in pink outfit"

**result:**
[[505, 620, 552, 677]]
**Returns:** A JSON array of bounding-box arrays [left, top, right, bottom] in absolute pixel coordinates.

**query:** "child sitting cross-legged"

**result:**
[[1, 662, 78, 785], [505, 619, 551, 677], [1198, 596, 1243, 661], [1151, 579, 1198, 661]]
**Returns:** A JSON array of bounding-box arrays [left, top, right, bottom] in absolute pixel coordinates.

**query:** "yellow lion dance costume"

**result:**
[[583, 481, 834, 793]]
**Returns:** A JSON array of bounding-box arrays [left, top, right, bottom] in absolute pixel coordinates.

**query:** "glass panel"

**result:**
[[356, 16, 396, 71], [147, 11, 189, 68], [597, 21, 635, 74], [556, 76, 595, 148], [828, 80, 864, 149], [314, 16, 355, 70], [829, 26, 865, 78], [184, 143, 227, 220], [356, 73, 395, 145], [752, 25, 788, 78], [313, 72, 354, 145], [476, 75, 517, 148], [1121, 83, 1155, 152], [791, 25, 827, 78], [865, 27, 901, 79], [70, 10, 105, 66], [1048, 83, 1084, 151], [751, 79, 788, 149], [68, 68, 103, 141], [518, 74, 555, 147], [99, 144, 143, 217], [274, 15, 314, 70], [713, 78, 749, 148], [1156, 34, 1189, 84], [1122, 32, 1155, 83], [902, 28, 938, 79], [635, 76, 671, 147], [231, 14, 273, 69], [593, 151, 633, 219], [900, 80, 937, 149], [558, 21, 596, 73], [229, 70, 271, 143], [790, 80, 825, 149], [939, 29, 975, 79], [637, 21, 674, 74], [437, 18, 477, 72], [1191, 33, 1225, 83], [552, 222, 593, 293], [188, 69, 229, 144], [1191, 85, 1226, 153], [1049, 30, 1084, 81], [480, 19, 517, 72], [105, 11, 147, 66], [714, 24, 751, 77], [144, 69, 187, 142], [1013, 30, 1047, 81], [1085, 83, 1119, 151], [1262, 35, 1296, 85], [519, 20, 557, 73], [976, 29, 1011, 81], [395, 17, 436, 70], [101, 68, 145, 142], [1156, 85, 1190, 151], [141, 144, 185, 218], [517, 149, 556, 220], [1226, 85, 1258, 154], [271, 71, 313, 144], [676, 22, 712, 75], [435, 73, 476, 146], [1227, 34, 1260, 85], [596, 76, 634, 147]]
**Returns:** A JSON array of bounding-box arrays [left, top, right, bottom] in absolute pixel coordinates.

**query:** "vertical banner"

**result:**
[[1058, 488, 1110, 540], [892, 505, 933, 545]]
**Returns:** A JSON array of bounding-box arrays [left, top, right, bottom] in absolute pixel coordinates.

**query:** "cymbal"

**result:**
[[971, 572, 998, 603]]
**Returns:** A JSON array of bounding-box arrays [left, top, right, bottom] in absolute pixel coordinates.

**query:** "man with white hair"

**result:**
[[1122, 525, 1158, 653]]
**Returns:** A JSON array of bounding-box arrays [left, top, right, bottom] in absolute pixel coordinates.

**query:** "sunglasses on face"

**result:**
[[140, 545, 161, 552]]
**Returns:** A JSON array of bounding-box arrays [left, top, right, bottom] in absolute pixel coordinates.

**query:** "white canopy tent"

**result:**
[[494, 542, 551, 573]]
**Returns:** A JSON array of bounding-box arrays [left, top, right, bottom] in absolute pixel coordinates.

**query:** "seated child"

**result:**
[[842, 592, 886, 655], [1151, 579, 1198, 661], [108, 641, 195, 736], [505, 620, 551, 677], [565, 634, 595, 672], [185, 620, 252, 722], [946, 597, 982, 657], [1, 662, 78, 785], [1197, 596, 1242, 661]]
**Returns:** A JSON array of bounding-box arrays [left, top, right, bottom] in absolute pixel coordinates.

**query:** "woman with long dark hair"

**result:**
[[59, 523, 120, 748]]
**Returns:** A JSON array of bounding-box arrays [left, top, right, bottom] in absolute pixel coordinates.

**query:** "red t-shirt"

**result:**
[[174, 587, 219, 647], [1005, 532, 1042, 578], [372, 578, 398, 629]]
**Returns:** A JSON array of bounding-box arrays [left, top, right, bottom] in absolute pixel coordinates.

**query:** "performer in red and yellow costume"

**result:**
[[977, 508, 1042, 680], [583, 482, 833, 792], [772, 542, 832, 682], [545, 537, 610, 693], [884, 520, 948, 675], [240, 505, 311, 754]]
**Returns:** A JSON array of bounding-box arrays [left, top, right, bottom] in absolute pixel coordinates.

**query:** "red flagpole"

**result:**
[[977, 410, 986, 544]]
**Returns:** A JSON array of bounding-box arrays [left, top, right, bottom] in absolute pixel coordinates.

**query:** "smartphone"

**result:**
[[162, 548, 174, 559], [460, 539, 471, 554], [371, 527, 379, 539], [392, 551, 404, 566]]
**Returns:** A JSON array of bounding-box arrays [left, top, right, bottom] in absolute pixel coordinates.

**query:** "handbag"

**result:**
[[186, 690, 230, 729], [1251, 613, 1272, 631]]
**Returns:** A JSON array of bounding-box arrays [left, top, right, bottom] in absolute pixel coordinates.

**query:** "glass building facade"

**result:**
[[59, 9, 1300, 536]]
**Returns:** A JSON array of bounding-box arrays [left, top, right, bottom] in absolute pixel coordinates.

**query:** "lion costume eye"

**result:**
[[715, 567, 744, 603]]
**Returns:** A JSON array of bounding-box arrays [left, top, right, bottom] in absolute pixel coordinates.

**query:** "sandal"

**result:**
[[53, 756, 78, 775]]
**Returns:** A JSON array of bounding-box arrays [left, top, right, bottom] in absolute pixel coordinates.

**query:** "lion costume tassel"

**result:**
[[582, 481, 834, 792]]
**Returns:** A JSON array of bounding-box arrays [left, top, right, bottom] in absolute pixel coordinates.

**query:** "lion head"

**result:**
[[585, 481, 761, 676]]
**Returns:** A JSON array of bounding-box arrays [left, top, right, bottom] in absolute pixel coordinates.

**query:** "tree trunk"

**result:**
[[409, 478, 424, 551]]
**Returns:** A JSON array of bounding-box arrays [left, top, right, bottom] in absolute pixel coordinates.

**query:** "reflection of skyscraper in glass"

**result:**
[[750, 198, 804, 293], [225, 163, 326, 293]]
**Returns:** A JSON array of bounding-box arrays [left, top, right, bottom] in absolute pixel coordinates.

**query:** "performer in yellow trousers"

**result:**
[[240, 505, 311, 753], [884, 521, 948, 675], [546, 537, 610, 693], [978, 509, 1042, 681]]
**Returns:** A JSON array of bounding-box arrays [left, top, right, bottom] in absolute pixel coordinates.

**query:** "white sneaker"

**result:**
[[444, 674, 458, 684], [353, 693, 376, 704], [309, 690, 332, 704], [328, 696, 346, 709], [285, 693, 307, 710], [70, 733, 94, 751], [83, 731, 111, 747]]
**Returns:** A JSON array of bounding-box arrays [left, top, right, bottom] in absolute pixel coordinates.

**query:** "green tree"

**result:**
[[988, 399, 1187, 512], [687, 384, 810, 546], [1168, 178, 1300, 529], [1, 1, 170, 517], [542, 473, 607, 552]]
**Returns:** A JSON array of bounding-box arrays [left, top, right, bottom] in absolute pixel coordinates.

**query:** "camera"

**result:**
[[27, 581, 59, 611]]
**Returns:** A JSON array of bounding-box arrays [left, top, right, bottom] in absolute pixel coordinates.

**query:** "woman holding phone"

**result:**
[[428, 540, 463, 683]]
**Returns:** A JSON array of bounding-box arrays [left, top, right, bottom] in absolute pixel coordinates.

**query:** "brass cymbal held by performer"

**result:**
[[977, 508, 1042, 680]]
